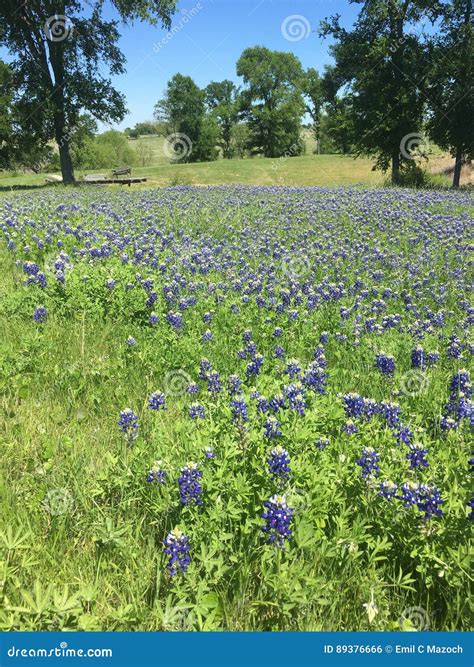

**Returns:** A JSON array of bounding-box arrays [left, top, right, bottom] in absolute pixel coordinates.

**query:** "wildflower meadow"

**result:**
[[0, 185, 472, 632]]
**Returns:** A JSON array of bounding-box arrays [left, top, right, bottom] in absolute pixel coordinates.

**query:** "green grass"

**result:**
[[0, 185, 471, 632]]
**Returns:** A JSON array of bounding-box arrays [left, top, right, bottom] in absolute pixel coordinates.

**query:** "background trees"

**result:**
[[425, 0, 473, 187], [236, 47, 305, 158], [319, 0, 429, 184], [0, 0, 177, 183], [155, 73, 218, 163], [205, 80, 240, 159]]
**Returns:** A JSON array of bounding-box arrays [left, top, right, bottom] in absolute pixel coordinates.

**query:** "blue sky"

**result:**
[[103, 0, 359, 129], [2, 0, 360, 130]]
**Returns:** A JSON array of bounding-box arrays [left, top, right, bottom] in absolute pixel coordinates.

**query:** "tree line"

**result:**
[[0, 0, 472, 187]]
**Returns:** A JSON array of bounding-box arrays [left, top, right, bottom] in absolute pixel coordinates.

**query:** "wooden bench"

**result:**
[[112, 166, 131, 177]]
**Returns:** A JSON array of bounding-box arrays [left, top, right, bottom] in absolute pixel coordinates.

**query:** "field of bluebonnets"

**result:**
[[0, 185, 472, 632]]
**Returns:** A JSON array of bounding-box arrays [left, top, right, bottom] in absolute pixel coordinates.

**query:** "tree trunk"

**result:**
[[392, 149, 400, 184], [452, 145, 463, 188], [54, 117, 75, 184]]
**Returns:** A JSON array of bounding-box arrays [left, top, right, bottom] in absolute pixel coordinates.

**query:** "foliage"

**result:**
[[205, 80, 241, 159], [237, 47, 305, 158], [0, 185, 472, 632], [319, 0, 430, 183], [425, 0, 474, 187], [0, 0, 177, 182]]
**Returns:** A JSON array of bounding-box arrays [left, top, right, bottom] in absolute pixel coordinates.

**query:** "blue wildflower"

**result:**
[[149, 391, 166, 411], [406, 443, 429, 469], [163, 528, 191, 576], [147, 460, 166, 484], [189, 402, 205, 419], [267, 446, 291, 482], [178, 462, 203, 506], [264, 416, 282, 439], [356, 447, 380, 478], [33, 306, 47, 323], [261, 495, 293, 545]]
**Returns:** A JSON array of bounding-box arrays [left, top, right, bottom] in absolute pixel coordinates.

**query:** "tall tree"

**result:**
[[301, 67, 324, 153], [0, 1, 176, 184], [425, 0, 473, 187], [205, 80, 240, 159], [236, 46, 305, 158], [155, 74, 218, 163], [0, 60, 14, 169], [320, 1, 429, 183]]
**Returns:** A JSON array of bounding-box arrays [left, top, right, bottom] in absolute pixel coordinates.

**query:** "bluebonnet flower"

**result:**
[[416, 484, 443, 520], [149, 312, 159, 325], [199, 358, 212, 379], [274, 345, 285, 359], [467, 497, 474, 521], [406, 443, 429, 469], [316, 437, 330, 450], [440, 416, 458, 430], [203, 311, 213, 324], [400, 481, 420, 507], [166, 311, 183, 329], [147, 460, 166, 484], [356, 447, 380, 478], [302, 362, 327, 394], [267, 446, 291, 482], [207, 370, 222, 394], [269, 393, 286, 412], [189, 402, 205, 419], [106, 278, 115, 289], [118, 408, 139, 441], [202, 329, 213, 342], [379, 480, 398, 500], [126, 336, 137, 347], [149, 391, 166, 411], [375, 352, 396, 375], [273, 327, 283, 337], [393, 422, 413, 446], [204, 446, 215, 459], [33, 306, 47, 323], [285, 358, 301, 379], [187, 382, 200, 395], [227, 374, 242, 395], [342, 393, 366, 419], [242, 329, 252, 342], [230, 397, 248, 422], [163, 528, 191, 576], [264, 416, 282, 439], [284, 382, 306, 415], [427, 351, 440, 365], [319, 331, 329, 344], [261, 495, 293, 545], [411, 345, 425, 369], [379, 401, 401, 428], [246, 353, 264, 377], [23, 261, 40, 276], [257, 396, 269, 413], [178, 462, 203, 506], [342, 419, 358, 435]]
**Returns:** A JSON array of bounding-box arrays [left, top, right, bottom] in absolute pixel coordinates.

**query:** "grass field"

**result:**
[[0, 184, 472, 632], [1, 133, 462, 191]]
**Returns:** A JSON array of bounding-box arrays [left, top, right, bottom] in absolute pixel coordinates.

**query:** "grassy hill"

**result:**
[[0, 131, 464, 191]]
